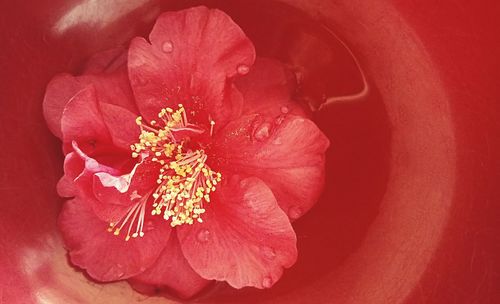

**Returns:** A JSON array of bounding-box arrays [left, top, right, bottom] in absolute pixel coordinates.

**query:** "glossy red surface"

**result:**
[[1, 0, 499, 303]]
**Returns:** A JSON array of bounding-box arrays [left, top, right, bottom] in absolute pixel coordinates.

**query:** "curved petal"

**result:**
[[99, 102, 140, 150], [61, 86, 111, 146], [57, 152, 84, 197], [43, 48, 135, 139], [128, 6, 255, 127], [92, 159, 161, 223], [177, 176, 297, 289], [68, 141, 131, 222], [212, 114, 329, 219], [128, 232, 211, 299], [59, 198, 172, 282], [235, 57, 307, 117], [43, 74, 86, 139]]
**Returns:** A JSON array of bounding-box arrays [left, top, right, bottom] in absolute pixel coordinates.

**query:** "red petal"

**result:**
[[92, 159, 161, 223], [128, 232, 211, 299], [99, 102, 140, 150], [177, 176, 297, 289], [43, 74, 85, 138], [57, 152, 84, 197], [213, 114, 329, 219], [43, 48, 135, 139], [69, 141, 131, 222], [236, 58, 307, 117], [59, 198, 171, 282], [128, 6, 255, 126], [61, 86, 111, 146]]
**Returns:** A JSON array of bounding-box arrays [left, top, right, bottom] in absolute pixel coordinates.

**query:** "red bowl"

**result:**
[[1, 1, 499, 303]]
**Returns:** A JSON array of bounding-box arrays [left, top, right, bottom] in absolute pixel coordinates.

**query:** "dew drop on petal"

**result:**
[[262, 276, 273, 288], [261, 246, 276, 260], [197, 229, 211, 242], [280, 106, 289, 114], [162, 40, 174, 53], [139, 266, 147, 272], [253, 122, 271, 141], [237, 64, 250, 75], [288, 206, 302, 220]]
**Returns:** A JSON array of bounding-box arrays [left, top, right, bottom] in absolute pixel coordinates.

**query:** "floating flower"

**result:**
[[43, 6, 329, 299]]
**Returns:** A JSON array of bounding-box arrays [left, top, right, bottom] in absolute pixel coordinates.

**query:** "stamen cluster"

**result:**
[[131, 104, 221, 227]]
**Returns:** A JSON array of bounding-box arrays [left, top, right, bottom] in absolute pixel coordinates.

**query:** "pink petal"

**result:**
[[92, 159, 161, 223], [128, 6, 255, 126], [57, 152, 84, 197], [128, 232, 211, 299], [43, 74, 85, 138], [59, 198, 171, 282], [213, 114, 329, 219], [99, 102, 140, 150], [235, 58, 307, 117], [177, 176, 297, 289], [70, 141, 132, 222], [43, 48, 135, 139], [61, 86, 110, 146]]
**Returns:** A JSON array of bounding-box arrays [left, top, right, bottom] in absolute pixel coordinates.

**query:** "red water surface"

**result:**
[[0, 0, 499, 303]]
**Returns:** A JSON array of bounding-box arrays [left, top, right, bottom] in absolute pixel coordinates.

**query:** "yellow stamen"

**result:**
[[118, 104, 221, 236]]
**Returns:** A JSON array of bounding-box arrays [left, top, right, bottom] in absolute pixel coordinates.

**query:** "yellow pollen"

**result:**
[[123, 104, 221, 234]]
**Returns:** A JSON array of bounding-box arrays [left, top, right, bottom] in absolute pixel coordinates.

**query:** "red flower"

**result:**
[[43, 6, 329, 298]]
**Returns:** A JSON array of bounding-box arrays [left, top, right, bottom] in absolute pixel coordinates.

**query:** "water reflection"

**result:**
[[53, 0, 153, 35]]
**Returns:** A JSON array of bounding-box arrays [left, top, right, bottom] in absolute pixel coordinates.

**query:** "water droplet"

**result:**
[[237, 64, 250, 75], [280, 106, 289, 114], [197, 229, 210, 242], [288, 206, 302, 220], [262, 276, 273, 288], [261, 246, 276, 260], [253, 122, 271, 141], [162, 40, 173, 53]]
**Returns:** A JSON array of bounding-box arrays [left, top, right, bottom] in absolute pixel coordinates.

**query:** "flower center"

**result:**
[[131, 104, 221, 228]]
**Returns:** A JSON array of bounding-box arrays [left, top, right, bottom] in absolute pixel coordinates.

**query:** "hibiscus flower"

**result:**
[[43, 6, 329, 299]]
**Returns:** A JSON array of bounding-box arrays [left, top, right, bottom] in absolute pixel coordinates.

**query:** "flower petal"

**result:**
[[43, 48, 135, 139], [43, 74, 85, 138], [59, 198, 171, 282], [99, 102, 140, 150], [128, 6, 255, 126], [235, 57, 307, 117], [61, 86, 111, 146], [57, 152, 84, 197], [92, 159, 161, 223], [177, 176, 297, 289], [128, 232, 211, 299], [69, 141, 133, 222], [213, 114, 329, 219]]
